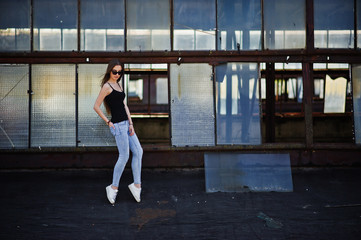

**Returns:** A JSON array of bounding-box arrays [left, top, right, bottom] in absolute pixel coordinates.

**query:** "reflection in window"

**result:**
[[216, 63, 261, 145], [314, 0, 354, 48], [81, 0, 124, 51], [0, 65, 29, 148], [0, 0, 30, 51], [33, 0, 77, 51], [127, 0, 170, 51], [264, 0, 305, 49], [174, 0, 215, 50], [217, 0, 261, 50]]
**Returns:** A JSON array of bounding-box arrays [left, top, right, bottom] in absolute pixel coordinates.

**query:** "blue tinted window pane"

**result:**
[[127, 0, 170, 51], [264, 0, 306, 49], [216, 63, 261, 145], [314, 0, 354, 48], [0, 0, 30, 51], [217, 0, 261, 50], [174, 0, 215, 50], [352, 65, 361, 144], [33, 0, 77, 51], [81, 0, 125, 51]]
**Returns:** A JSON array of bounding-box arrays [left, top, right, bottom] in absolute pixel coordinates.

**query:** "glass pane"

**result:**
[[127, 0, 170, 51], [33, 0, 77, 51], [217, 0, 261, 50], [170, 64, 214, 146], [205, 153, 293, 192], [127, 74, 149, 113], [314, 0, 354, 48], [358, 0, 361, 48], [324, 75, 347, 113], [0, 0, 30, 51], [78, 64, 115, 146], [174, 0, 216, 50], [216, 63, 261, 145], [264, 0, 305, 49], [352, 65, 361, 144], [155, 78, 168, 104], [31, 65, 75, 147], [81, 0, 124, 51], [0, 65, 29, 149]]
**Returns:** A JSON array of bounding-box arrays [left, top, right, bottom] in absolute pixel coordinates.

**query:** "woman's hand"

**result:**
[[109, 121, 115, 129], [129, 124, 135, 136]]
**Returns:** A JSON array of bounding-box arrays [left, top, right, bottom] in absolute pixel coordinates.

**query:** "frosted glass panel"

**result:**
[[217, 0, 261, 50], [174, 0, 215, 50], [127, 0, 170, 51], [264, 0, 305, 49], [352, 65, 361, 144], [31, 65, 75, 147], [81, 0, 124, 51], [0, 65, 29, 149], [33, 0, 77, 51], [324, 75, 347, 113], [78, 64, 115, 147], [314, 0, 354, 48], [0, 0, 30, 51], [216, 63, 261, 145], [170, 64, 214, 146]]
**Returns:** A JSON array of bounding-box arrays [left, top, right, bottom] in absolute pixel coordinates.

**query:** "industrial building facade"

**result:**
[[1, 0, 361, 167]]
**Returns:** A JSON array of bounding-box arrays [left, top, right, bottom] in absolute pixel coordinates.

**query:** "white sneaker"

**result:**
[[106, 185, 118, 204], [128, 183, 141, 202]]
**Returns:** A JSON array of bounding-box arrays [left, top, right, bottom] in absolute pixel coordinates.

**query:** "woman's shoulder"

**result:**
[[101, 82, 113, 95]]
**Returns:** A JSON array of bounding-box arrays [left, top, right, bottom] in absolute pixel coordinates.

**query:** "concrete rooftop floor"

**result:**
[[0, 167, 360, 240]]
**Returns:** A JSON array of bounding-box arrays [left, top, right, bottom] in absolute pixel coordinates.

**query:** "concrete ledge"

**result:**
[[1, 143, 361, 169]]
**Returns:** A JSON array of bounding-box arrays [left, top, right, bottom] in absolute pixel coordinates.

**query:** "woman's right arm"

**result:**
[[93, 85, 111, 126]]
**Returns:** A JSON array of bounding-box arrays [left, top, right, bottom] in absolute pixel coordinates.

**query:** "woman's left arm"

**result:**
[[124, 99, 134, 136]]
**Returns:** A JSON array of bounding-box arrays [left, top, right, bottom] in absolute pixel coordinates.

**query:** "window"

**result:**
[[264, 0, 306, 49], [217, 0, 261, 50], [174, 0, 216, 50], [31, 64, 76, 147], [81, 0, 125, 51], [127, 73, 169, 114], [0, 64, 29, 149], [33, 0, 77, 51], [127, 0, 170, 51], [0, 0, 30, 51], [314, 0, 354, 48], [216, 63, 261, 145]]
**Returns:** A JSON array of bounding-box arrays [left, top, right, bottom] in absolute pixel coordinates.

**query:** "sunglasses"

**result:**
[[111, 70, 122, 75]]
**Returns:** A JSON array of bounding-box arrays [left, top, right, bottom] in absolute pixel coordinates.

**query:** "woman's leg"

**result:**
[[111, 123, 129, 188], [129, 132, 143, 186]]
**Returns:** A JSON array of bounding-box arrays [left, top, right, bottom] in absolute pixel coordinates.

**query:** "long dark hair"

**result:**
[[101, 59, 124, 114]]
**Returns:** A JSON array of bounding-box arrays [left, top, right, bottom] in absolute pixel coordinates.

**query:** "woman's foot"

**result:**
[[128, 183, 141, 202], [106, 185, 118, 204]]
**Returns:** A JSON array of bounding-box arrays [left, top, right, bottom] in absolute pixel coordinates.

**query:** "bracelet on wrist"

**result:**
[[107, 120, 111, 125]]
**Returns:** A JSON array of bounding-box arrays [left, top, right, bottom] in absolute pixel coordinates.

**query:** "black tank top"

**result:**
[[104, 83, 128, 123]]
